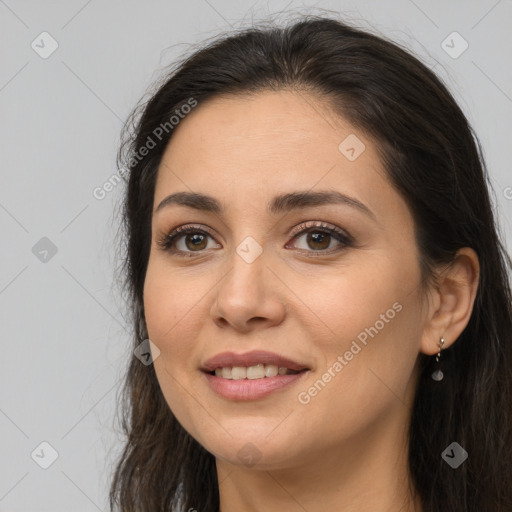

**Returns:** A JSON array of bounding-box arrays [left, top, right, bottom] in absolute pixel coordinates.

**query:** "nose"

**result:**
[[209, 246, 286, 333]]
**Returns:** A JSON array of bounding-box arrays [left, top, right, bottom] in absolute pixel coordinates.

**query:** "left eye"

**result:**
[[289, 227, 350, 252]]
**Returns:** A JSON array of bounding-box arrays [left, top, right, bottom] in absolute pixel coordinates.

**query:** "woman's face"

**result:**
[[143, 90, 429, 470]]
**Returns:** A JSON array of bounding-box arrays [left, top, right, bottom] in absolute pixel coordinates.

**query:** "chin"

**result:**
[[197, 428, 307, 471]]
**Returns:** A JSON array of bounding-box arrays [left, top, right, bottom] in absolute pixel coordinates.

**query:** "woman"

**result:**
[[109, 14, 512, 512]]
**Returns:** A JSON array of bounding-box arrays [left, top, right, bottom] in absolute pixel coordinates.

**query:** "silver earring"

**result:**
[[431, 337, 445, 381]]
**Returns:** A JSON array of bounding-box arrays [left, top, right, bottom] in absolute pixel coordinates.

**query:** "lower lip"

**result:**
[[203, 371, 308, 401]]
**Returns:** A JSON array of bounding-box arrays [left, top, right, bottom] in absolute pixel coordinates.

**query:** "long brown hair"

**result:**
[[109, 14, 512, 512]]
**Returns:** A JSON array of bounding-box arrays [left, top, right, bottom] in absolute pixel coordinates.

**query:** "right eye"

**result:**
[[156, 225, 221, 256]]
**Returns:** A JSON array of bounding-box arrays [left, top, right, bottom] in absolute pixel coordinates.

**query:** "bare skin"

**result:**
[[143, 90, 480, 512]]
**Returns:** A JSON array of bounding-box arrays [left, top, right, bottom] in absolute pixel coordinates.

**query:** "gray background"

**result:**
[[0, 0, 511, 510]]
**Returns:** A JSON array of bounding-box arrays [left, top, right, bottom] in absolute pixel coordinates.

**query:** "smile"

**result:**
[[211, 364, 302, 380]]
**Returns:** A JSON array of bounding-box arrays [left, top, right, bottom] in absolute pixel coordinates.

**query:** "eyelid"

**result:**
[[288, 220, 352, 241], [156, 223, 216, 250]]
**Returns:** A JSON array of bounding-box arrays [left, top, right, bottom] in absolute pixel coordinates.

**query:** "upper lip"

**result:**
[[201, 350, 310, 372]]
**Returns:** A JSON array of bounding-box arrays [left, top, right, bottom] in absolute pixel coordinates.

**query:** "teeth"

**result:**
[[212, 364, 301, 380], [215, 367, 233, 378], [231, 367, 247, 380], [265, 364, 278, 377], [247, 364, 265, 379]]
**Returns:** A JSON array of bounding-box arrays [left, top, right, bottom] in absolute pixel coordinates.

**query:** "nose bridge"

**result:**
[[222, 234, 268, 298], [210, 231, 285, 329], [235, 233, 266, 266]]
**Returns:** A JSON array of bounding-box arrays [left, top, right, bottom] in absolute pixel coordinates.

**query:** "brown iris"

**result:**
[[185, 233, 208, 251], [306, 231, 331, 250]]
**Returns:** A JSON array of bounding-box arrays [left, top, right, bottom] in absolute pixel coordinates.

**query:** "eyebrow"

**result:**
[[154, 190, 376, 220]]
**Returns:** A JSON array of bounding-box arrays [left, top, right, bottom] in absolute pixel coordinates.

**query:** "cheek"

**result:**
[[143, 267, 209, 437], [296, 258, 422, 408], [143, 260, 202, 342], [142, 265, 205, 413], [143, 259, 216, 369], [295, 309, 419, 445], [295, 257, 406, 342]]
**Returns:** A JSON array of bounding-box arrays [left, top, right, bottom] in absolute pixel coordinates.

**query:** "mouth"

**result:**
[[201, 349, 310, 376], [201, 350, 310, 400], [206, 364, 305, 380]]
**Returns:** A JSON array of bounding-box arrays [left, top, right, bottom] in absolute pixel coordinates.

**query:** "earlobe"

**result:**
[[420, 247, 480, 355]]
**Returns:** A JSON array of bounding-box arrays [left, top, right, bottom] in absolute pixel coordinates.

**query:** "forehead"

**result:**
[[152, 90, 405, 226], [157, 91, 384, 183], [162, 90, 368, 161]]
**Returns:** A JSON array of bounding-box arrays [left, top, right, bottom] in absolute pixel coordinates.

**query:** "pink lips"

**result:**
[[201, 350, 310, 401]]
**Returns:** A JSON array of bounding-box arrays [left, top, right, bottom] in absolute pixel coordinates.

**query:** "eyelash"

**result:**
[[156, 221, 353, 258]]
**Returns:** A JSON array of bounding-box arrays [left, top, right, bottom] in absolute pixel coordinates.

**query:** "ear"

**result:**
[[420, 247, 480, 355]]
